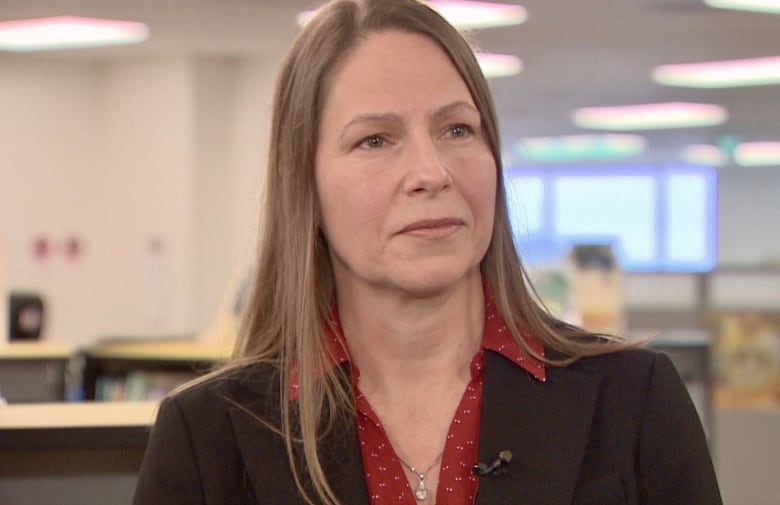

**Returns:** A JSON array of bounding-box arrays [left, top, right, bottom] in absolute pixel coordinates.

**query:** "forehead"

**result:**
[[321, 29, 475, 118]]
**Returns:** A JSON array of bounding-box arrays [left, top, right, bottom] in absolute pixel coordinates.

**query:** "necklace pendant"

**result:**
[[415, 480, 428, 501]]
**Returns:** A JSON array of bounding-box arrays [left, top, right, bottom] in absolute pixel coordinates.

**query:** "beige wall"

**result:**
[[0, 56, 275, 345]]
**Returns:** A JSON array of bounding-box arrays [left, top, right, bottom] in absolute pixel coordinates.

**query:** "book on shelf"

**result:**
[[94, 370, 198, 401]]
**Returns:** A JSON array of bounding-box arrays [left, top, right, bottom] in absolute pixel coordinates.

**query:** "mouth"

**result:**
[[399, 218, 464, 238]]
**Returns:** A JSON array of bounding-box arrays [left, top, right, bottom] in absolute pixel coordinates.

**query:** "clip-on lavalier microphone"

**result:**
[[472, 449, 512, 477]]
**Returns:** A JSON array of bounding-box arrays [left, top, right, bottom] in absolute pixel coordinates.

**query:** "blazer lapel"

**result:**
[[319, 411, 371, 504], [475, 350, 601, 505], [228, 367, 370, 505]]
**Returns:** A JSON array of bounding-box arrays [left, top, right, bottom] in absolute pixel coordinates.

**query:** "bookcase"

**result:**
[[80, 338, 231, 401]]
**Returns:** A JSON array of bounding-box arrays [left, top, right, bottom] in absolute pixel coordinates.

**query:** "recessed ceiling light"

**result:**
[[0, 16, 149, 52], [572, 102, 728, 131], [653, 55, 780, 88], [298, 1, 527, 30], [426, 0, 527, 30], [476, 52, 522, 78], [734, 141, 780, 166], [704, 0, 780, 14], [681, 144, 728, 166], [517, 134, 647, 162]]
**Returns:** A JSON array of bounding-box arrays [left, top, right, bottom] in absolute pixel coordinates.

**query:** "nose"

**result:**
[[403, 136, 452, 195]]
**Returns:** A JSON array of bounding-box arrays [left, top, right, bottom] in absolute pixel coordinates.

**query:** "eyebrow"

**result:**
[[339, 113, 403, 142], [338, 101, 480, 141], [431, 101, 480, 122]]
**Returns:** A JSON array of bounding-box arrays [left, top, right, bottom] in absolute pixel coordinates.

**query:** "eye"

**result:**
[[357, 135, 387, 149], [444, 123, 474, 139]]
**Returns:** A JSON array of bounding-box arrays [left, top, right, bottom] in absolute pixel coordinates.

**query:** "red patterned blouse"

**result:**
[[294, 296, 546, 504]]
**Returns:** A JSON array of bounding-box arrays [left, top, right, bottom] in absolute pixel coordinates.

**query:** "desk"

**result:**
[[0, 401, 157, 505], [81, 339, 231, 400], [0, 342, 73, 402]]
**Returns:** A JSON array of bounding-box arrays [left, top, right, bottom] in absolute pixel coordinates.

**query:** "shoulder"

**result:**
[[578, 346, 681, 379], [568, 346, 665, 376], [552, 347, 683, 400], [136, 362, 285, 504], [535, 348, 701, 447], [161, 361, 282, 421]]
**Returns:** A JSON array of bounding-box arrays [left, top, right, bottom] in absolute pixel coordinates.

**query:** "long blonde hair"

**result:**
[[233, 0, 630, 503]]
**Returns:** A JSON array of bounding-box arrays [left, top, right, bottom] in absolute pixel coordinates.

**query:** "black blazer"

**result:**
[[133, 349, 722, 504]]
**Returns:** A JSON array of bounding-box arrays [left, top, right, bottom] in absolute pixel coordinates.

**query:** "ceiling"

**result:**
[[2, 0, 779, 165]]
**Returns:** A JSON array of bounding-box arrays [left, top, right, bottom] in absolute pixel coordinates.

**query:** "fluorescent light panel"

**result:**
[[298, 1, 527, 30], [681, 145, 728, 166], [0, 16, 148, 52], [734, 141, 780, 166], [572, 102, 728, 131], [681, 142, 780, 167], [476, 52, 522, 78], [653, 55, 780, 88], [517, 134, 646, 162], [426, 0, 527, 30], [704, 0, 780, 14]]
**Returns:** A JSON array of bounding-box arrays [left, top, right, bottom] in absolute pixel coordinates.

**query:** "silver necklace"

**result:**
[[397, 451, 444, 501]]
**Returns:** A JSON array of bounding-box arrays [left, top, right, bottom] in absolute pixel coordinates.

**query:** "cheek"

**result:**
[[458, 155, 497, 223], [470, 184, 497, 230], [318, 178, 385, 243]]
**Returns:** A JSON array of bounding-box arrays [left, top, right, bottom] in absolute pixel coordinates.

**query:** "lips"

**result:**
[[399, 218, 464, 235]]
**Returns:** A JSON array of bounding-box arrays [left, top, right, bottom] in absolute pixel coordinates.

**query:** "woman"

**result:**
[[133, 1, 722, 504]]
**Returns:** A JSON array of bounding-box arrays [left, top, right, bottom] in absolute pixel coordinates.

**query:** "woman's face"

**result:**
[[315, 30, 497, 297]]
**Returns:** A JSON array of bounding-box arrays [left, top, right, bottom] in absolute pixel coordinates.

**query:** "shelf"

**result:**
[[84, 339, 232, 361], [80, 338, 230, 401], [0, 401, 157, 450], [0, 401, 157, 429], [0, 342, 74, 360]]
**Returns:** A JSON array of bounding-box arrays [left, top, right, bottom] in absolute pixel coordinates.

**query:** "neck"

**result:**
[[336, 271, 485, 396]]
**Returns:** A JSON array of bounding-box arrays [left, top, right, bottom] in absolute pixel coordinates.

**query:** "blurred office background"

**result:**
[[1, 1, 779, 504]]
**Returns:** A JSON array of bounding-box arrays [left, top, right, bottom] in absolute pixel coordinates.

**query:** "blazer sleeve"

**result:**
[[637, 352, 722, 505], [133, 397, 205, 505]]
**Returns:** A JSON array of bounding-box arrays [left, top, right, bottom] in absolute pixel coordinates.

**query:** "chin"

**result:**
[[391, 261, 482, 298]]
